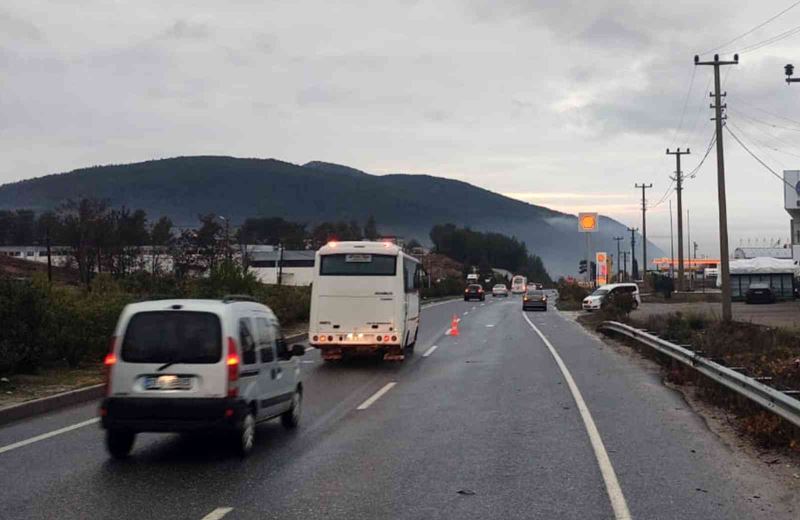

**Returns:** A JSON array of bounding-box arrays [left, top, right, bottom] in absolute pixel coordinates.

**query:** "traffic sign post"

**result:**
[[578, 213, 599, 283], [596, 252, 608, 285]]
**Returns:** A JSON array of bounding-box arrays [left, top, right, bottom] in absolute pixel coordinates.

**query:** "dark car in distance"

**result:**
[[523, 289, 547, 311], [745, 283, 775, 304], [464, 284, 485, 301]]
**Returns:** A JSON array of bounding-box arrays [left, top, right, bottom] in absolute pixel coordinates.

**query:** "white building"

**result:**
[[248, 250, 315, 286], [733, 247, 793, 260]]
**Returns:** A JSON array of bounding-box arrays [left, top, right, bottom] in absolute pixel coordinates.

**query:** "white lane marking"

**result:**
[[521, 312, 631, 520], [356, 382, 397, 410], [480, 303, 485, 307], [486, 324, 495, 327], [305, 346, 314, 352], [423, 345, 438, 357], [463, 311, 469, 316], [422, 298, 462, 309], [201, 508, 234, 520], [0, 417, 100, 456]]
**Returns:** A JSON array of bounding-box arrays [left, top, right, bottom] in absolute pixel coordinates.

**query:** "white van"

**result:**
[[582, 283, 641, 311], [511, 275, 527, 294], [309, 241, 421, 362], [100, 297, 305, 458]]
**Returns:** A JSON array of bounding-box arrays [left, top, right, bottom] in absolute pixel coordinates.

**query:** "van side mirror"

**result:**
[[290, 344, 306, 357]]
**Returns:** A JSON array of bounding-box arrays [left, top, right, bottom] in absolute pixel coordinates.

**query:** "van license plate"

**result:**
[[144, 375, 192, 390]]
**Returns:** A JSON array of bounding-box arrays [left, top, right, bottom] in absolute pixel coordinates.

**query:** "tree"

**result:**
[[364, 215, 378, 240], [238, 217, 306, 249], [196, 214, 225, 270], [149, 216, 174, 274], [58, 198, 111, 286]]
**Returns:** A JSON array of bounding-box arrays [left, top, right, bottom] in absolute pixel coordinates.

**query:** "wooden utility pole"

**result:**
[[695, 53, 738, 321], [669, 199, 675, 280], [628, 227, 639, 280], [635, 183, 653, 279], [666, 148, 690, 291], [613, 236, 624, 281]]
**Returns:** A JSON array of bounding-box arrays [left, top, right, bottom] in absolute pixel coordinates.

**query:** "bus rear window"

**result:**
[[121, 311, 222, 363], [320, 254, 397, 276]]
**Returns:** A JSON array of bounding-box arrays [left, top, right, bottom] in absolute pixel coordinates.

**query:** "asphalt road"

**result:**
[[1, 296, 797, 519]]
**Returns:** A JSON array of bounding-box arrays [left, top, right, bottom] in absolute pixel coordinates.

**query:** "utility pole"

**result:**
[[695, 53, 738, 322], [687, 209, 692, 291], [669, 199, 675, 280], [622, 251, 629, 281], [635, 183, 653, 279], [45, 222, 52, 284], [628, 227, 639, 280], [666, 147, 690, 291], [277, 242, 284, 286], [613, 236, 624, 281]]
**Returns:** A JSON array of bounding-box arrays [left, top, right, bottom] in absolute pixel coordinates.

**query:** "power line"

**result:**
[[699, 0, 800, 55], [685, 131, 718, 179], [725, 124, 795, 189], [670, 67, 697, 148], [738, 23, 800, 54], [728, 119, 794, 166], [730, 112, 800, 155], [737, 96, 800, 127], [729, 106, 800, 132]]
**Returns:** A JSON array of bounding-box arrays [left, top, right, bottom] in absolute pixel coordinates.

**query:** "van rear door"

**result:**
[[113, 311, 226, 398]]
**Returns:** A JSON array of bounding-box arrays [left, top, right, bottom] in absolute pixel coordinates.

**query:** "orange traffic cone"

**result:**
[[450, 315, 460, 336]]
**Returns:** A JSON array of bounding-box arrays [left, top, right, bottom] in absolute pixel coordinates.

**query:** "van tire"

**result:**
[[235, 411, 256, 457], [281, 390, 302, 429], [106, 430, 135, 459], [406, 329, 418, 351]]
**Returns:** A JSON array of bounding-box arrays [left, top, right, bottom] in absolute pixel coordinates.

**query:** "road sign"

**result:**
[[596, 252, 608, 285], [578, 212, 598, 232]]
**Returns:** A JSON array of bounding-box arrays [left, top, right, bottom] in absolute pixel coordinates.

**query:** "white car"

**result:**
[[582, 283, 641, 311], [100, 297, 305, 458], [491, 284, 509, 297]]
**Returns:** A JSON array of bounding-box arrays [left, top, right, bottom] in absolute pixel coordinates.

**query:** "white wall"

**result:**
[[250, 266, 314, 286]]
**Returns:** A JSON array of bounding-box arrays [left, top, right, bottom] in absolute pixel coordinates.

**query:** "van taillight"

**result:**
[[226, 337, 240, 397], [103, 336, 117, 397]]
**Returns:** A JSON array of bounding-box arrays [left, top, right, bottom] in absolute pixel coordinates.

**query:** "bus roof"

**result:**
[[318, 240, 414, 259]]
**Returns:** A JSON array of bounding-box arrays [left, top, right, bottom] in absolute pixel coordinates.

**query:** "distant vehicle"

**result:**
[[745, 283, 775, 304], [511, 275, 527, 294], [465, 283, 485, 301], [582, 283, 641, 311], [308, 241, 421, 362], [523, 289, 547, 311], [492, 284, 509, 297], [466, 273, 479, 282], [100, 297, 305, 459]]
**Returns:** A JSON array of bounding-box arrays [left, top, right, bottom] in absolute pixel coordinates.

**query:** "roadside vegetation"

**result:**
[[591, 308, 800, 451], [555, 278, 589, 310]]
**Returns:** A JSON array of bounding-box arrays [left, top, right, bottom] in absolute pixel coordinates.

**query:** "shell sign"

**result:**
[[578, 212, 598, 232], [596, 252, 609, 285]]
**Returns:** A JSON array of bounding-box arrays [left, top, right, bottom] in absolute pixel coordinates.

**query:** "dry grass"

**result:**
[[0, 364, 103, 408]]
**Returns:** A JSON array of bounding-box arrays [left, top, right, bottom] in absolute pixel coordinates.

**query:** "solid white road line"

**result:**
[[521, 312, 632, 520], [201, 507, 234, 520], [305, 346, 314, 352], [356, 382, 397, 410], [422, 345, 438, 357], [463, 311, 469, 316], [0, 417, 100, 456]]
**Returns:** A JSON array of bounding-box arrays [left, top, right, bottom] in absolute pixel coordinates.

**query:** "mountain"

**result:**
[[0, 156, 663, 276]]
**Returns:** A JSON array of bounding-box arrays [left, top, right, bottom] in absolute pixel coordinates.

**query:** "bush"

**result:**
[[421, 276, 466, 299], [600, 292, 635, 321], [0, 277, 49, 373], [556, 279, 589, 310]]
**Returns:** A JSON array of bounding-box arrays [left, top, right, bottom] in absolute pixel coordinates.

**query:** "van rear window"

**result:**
[[121, 311, 222, 364], [320, 254, 397, 276]]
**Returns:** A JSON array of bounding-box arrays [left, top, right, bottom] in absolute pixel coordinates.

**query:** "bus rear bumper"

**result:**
[[313, 343, 405, 362]]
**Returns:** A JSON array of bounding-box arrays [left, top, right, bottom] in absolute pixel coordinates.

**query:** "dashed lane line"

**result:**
[[422, 345, 438, 357], [356, 382, 397, 410], [201, 508, 234, 520], [0, 418, 100, 456], [521, 312, 632, 520]]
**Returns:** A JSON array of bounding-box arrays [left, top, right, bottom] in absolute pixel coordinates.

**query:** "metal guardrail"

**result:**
[[599, 321, 800, 429]]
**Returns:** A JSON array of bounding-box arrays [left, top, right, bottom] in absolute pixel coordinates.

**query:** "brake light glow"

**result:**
[[226, 337, 240, 397], [103, 336, 117, 397]]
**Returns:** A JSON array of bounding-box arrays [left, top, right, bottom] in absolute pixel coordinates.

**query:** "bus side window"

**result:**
[[403, 258, 418, 293]]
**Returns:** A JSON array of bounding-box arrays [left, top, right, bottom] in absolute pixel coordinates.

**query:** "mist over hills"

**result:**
[[0, 156, 662, 276]]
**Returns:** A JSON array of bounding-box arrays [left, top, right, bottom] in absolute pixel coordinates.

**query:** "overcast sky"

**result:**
[[3, 0, 800, 258]]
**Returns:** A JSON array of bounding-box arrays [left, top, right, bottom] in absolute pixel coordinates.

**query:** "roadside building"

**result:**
[[732, 247, 792, 260], [718, 257, 799, 300], [248, 249, 316, 286]]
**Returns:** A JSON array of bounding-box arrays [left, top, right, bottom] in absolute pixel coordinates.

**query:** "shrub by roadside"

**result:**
[[0, 265, 311, 377], [611, 311, 800, 450], [556, 279, 589, 311]]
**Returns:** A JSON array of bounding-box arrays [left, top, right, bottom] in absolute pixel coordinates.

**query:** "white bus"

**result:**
[[511, 275, 527, 294], [309, 241, 421, 362]]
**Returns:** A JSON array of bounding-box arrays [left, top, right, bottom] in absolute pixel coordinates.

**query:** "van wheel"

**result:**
[[281, 390, 302, 429], [235, 411, 256, 456], [406, 329, 418, 351], [106, 430, 135, 459]]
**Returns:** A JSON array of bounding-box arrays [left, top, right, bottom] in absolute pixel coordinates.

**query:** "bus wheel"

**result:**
[[406, 330, 418, 352]]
